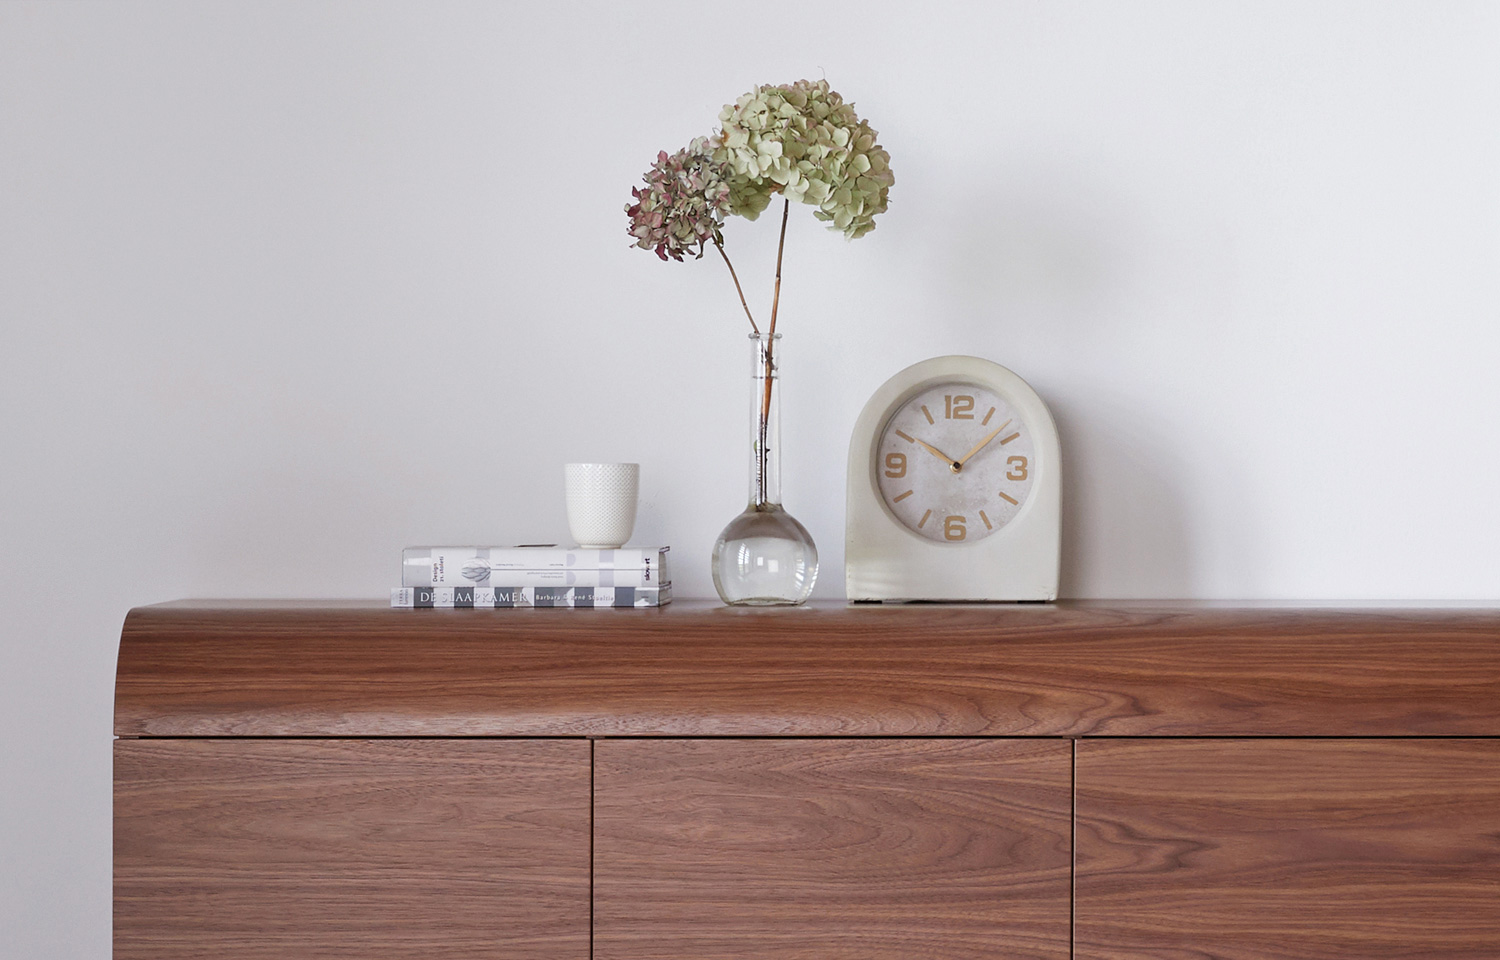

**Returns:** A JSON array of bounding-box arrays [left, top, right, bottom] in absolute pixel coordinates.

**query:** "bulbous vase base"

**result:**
[[711, 504, 819, 605]]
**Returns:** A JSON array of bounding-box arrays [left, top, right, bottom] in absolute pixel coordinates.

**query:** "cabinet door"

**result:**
[[1075, 739, 1500, 960], [115, 739, 590, 959], [594, 738, 1072, 960]]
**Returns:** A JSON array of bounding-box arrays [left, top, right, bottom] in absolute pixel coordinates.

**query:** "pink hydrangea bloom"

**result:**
[[625, 136, 734, 262]]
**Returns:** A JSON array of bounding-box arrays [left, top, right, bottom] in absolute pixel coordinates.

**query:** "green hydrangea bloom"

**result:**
[[715, 79, 893, 239]]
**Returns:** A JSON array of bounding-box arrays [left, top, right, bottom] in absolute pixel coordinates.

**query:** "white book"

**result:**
[[427, 567, 664, 588], [402, 546, 670, 587], [391, 585, 671, 609]]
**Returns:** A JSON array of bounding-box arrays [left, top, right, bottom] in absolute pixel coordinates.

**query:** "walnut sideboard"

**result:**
[[114, 600, 1500, 959]]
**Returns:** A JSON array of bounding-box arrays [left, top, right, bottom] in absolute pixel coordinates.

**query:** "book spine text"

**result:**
[[391, 586, 670, 608]]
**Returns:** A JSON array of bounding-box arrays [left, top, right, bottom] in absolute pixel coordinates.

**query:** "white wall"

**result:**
[[2, 1, 1497, 954]]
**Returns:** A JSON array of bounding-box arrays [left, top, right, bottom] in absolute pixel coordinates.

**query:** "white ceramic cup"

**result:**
[[565, 463, 639, 549]]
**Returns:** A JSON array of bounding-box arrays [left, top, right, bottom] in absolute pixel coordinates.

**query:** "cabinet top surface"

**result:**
[[115, 600, 1500, 738]]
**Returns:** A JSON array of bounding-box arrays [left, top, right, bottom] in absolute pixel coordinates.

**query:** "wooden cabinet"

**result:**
[[114, 601, 1500, 957], [1075, 739, 1500, 960], [595, 739, 1072, 960], [114, 739, 590, 959]]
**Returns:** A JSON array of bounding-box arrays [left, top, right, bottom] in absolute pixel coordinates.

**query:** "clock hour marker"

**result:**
[[920, 405, 935, 425], [895, 430, 915, 443], [981, 407, 995, 426], [1000, 432, 1020, 445], [998, 491, 1019, 505], [918, 509, 932, 528], [980, 510, 992, 530], [892, 489, 914, 502]]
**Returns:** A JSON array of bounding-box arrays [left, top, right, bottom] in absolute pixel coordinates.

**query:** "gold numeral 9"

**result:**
[[884, 452, 907, 478], [944, 395, 975, 420], [944, 515, 967, 541], [1006, 456, 1029, 481]]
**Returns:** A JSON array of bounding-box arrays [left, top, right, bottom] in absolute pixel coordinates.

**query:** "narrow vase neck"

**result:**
[[748, 332, 782, 508]]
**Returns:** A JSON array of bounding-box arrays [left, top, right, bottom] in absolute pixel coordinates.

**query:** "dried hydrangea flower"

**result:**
[[625, 136, 735, 262], [716, 79, 894, 239]]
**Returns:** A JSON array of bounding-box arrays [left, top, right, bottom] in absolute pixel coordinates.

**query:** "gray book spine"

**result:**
[[391, 585, 671, 609]]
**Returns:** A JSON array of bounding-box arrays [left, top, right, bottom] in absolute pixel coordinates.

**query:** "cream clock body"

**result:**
[[846, 356, 1060, 601]]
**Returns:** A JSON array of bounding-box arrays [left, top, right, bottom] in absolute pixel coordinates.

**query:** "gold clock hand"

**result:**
[[955, 419, 1013, 468], [913, 436, 961, 472]]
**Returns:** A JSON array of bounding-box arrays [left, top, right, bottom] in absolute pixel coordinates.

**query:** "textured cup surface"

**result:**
[[565, 463, 639, 549]]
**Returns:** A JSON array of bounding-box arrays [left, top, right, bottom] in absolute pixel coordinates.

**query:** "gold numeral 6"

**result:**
[[1006, 456, 1029, 481], [884, 452, 907, 478], [944, 515, 967, 541]]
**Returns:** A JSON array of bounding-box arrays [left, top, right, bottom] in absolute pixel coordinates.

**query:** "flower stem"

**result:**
[[714, 239, 759, 335], [756, 199, 791, 506], [769, 199, 789, 340]]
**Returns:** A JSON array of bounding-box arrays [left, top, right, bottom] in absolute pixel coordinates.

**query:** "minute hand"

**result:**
[[955, 419, 1012, 468]]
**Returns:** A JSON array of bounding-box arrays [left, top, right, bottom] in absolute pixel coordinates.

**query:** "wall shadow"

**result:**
[[1048, 393, 1199, 598]]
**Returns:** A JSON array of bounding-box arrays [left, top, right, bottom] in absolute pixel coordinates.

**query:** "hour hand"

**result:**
[[913, 437, 960, 472]]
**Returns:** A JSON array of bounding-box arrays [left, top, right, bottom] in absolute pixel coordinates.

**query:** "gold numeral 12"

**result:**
[[944, 395, 974, 420]]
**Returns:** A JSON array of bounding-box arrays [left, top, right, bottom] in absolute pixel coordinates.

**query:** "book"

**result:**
[[391, 585, 670, 609], [402, 546, 670, 587], [413, 567, 663, 588]]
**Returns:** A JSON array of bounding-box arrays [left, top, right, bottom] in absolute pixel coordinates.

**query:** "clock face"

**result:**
[[875, 381, 1036, 543]]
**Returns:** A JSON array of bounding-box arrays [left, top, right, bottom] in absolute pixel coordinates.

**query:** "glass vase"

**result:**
[[712, 332, 819, 605]]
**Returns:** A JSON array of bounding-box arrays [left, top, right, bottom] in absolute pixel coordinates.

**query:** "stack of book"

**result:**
[[391, 545, 671, 608]]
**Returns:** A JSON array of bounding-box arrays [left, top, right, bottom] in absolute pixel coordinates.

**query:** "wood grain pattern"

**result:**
[[593, 738, 1072, 960], [114, 739, 590, 959], [115, 600, 1500, 737], [1075, 739, 1500, 960]]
